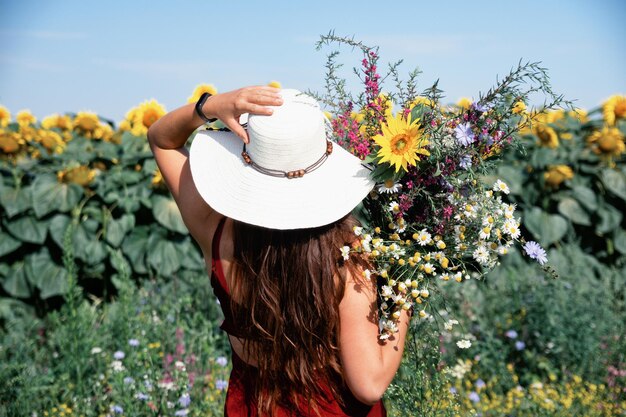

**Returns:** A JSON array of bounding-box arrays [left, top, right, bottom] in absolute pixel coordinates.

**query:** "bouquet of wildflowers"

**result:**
[[315, 33, 566, 339]]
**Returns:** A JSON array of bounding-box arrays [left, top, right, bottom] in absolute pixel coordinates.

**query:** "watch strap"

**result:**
[[195, 92, 218, 123]]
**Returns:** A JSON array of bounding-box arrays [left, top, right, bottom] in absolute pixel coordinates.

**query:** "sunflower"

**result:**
[[132, 99, 167, 135], [73, 111, 100, 134], [57, 165, 96, 186], [373, 113, 430, 172], [37, 130, 66, 153], [0, 129, 23, 153], [0, 105, 11, 127], [408, 96, 434, 109], [456, 97, 472, 110], [602, 95, 626, 126], [512, 101, 526, 115], [587, 126, 625, 163], [544, 165, 574, 188], [16, 110, 37, 127], [93, 123, 114, 142], [42, 113, 73, 130], [187, 84, 218, 104], [533, 124, 559, 148]]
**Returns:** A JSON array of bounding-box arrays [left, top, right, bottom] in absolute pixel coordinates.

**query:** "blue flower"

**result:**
[[216, 379, 228, 391], [178, 393, 191, 408], [468, 391, 480, 403], [505, 329, 518, 339], [471, 102, 492, 113], [123, 376, 134, 385], [113, 351, 125, 360], [475, 379, 486, 389], [216, 356, 228, 367], [515, 341, 526, 351], [112, 405, 124, 414], [449, 387, 457, 394], [128, 338, 140, 347], [174, 410, 189, 416], [523, 241, 548, 265], [136, 392, 149, 401], [459, 154, 472, 170], [454, 122, 475, 147]]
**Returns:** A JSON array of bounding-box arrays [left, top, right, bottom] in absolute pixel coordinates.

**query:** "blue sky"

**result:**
[[1, 0, 624, 123]]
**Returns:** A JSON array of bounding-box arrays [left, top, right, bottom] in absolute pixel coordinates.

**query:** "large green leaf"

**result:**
[[601, 169, 626, 201], [178, 237, 205, 271], [25, 251, 68, 298], [147, 237, 181, 276], [1, 262, 31, 298], [121, 226, 149, 274], [48, 214, 71, 249], [571, 185, 598, 212], [596, 205, 623, 235], [523, 207, 568, 246], [152, 195, 187, 234], [4, 215, 48, 244], [495, 165, 524, 195], [0, 187, 32, 218], [0, 297, 35, 322], [31, 176, 83, 218], [0, 231, 21, 257], [615, 230, 626, 255], [557, 197, 591, 226], [105, 214, 135, 247]]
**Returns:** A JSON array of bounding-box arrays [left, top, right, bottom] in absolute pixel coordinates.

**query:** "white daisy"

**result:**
[[444, 319, 459, 331], [415, 229, 432, 246], [456, 339, 472, 349], [472, 245, 490, 265], [377, 179, 403, 194], [352, 226, 363, 236], [503, 220, 521, 239], [479, 226, 491, 240], [362, 269, 372, 280], [340, 246, 350, 261], [493, 179, 510, 194], [388, 201, 400, 213]]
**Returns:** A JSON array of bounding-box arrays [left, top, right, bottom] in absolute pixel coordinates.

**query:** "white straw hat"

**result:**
[[188, 89, 374, 230]]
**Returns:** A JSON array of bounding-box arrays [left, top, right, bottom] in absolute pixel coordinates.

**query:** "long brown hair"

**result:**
[[230, 213, 371, 416]]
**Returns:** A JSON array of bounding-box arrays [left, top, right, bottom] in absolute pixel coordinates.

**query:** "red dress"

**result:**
[[210, 217, 387, 417]]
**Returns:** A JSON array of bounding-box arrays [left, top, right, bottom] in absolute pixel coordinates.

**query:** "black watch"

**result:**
[[195, 92, 218, 123]]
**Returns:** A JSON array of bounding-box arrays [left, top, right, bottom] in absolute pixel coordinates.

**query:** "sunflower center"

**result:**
[[143, 110, 159, 128], [390, 134, 411, 154], [598, 135, 619, 152]]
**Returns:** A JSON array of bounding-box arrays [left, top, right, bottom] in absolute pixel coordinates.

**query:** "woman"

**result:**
[[147, 86, 410, 416]]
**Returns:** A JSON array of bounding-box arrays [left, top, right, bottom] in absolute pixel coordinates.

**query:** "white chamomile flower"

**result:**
[[340, 246, 350, 261], [381, 285, 394, 298], [444, 319, 459, 331], [377, 179, 403, 194], [482, 215, 495, 226], [388, 201, 400, 213], [493, 179, 510, 194], [415, 229, 432, 246], [479, 226, 491, 240], [472, 245, 490, 265], [456, 339, 472, 349], [362, 269, 372, 280], [352, 226, 363, 236], [503, 220, 521, 239], [440, 273, 450, 281], [423, 262, 436, 274], [436, 240, 446, 249], [396, 218, 407, 233]]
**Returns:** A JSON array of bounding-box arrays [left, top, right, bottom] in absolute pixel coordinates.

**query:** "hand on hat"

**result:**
[[203, 86, 283, 144]]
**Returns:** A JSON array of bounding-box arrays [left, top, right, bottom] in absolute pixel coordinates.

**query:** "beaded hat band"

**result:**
[[241, 140, 333, 179]]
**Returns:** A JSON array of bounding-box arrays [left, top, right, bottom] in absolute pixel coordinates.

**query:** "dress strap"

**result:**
[[211, 217, 230, 295]]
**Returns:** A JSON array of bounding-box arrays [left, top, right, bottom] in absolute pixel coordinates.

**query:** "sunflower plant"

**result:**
[[315, 33, 569, 339]]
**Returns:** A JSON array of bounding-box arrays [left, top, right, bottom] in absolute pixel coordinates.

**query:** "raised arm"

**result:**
[[146, 86, 282, 248], [338, 267, 411, 405]]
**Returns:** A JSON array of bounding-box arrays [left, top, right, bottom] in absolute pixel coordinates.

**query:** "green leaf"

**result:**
[[496, 165, 523, 195], [25, 251, 68, 298], [0, 187, 32, 218], [4, 215, 48, 244], [523, 207, 568, 246], [0, 297, 35, 322], [1, 262, 31, 298], [48, 214, 71, 249], [615, 230, 626, 255], [105, 214, 135, 247], [177, 237, 204, 271], [147, 238, 181, 276], [152, 195, 188, 234], [557, 197, 591, 226], [596, 205, 623, 235], [601, 169, 626, 201], [121, 227, 149, 274], [571, 185, 598, 212], [0, 231, 21, 257], [31, 176, 83, 218]]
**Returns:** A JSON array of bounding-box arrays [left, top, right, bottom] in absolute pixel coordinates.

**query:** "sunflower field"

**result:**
[[0, 87, 625, 416]]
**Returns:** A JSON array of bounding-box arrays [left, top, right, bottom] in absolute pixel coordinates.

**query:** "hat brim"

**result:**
[[189, 129, 375, 230]]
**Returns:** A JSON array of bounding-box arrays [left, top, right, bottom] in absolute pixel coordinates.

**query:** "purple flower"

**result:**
[[459, 154, 472, 170], [136, 392, 149, 401], [216, 356, 228, 367], [179, 393, 191, 408], [454, 122, 475, 147], [128, 338, 140, 347], [113, 351, 125, 360], [523, 241, 548, 265], [471, 102, 491, 113], [112, 405, 124, 414], [515, 341, 526, 351], [505, 330, 518, 339], [123, 376, 134, 385], [216, 379, 228, 391], [468, 391, 480, 403], [475, 379, 486, 389], [449, 387, 457, 394], [174, 410, 189, 416]]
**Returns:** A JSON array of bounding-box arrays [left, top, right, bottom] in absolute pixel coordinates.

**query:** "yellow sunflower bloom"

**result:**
[[37, 130, 66, 153], [132, 99, 167, 132], [0, 129, 23, 153], [408, 96, 434, 109], [16, 110, 37, 127], [73, 111, 100, 134], [187, 84, 218, 104], [544, 165, 574, 188], [57, 165, 96, 186], [533, 124, 559, 148], [151, 169, 166, 188], [42, 113, 73, 130], [267, 80, 282, 88], [456, 97, 472, 110], [373, 113, 430, 172], [512, 101, 526, 114], [0, 105, 11, 127], [602, 95, 626, 126], [93, 123, 114, 141], [587, 126, 625, 163]]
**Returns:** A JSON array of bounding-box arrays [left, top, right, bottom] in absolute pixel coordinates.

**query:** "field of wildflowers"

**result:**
[[1, 83, 625, 416]]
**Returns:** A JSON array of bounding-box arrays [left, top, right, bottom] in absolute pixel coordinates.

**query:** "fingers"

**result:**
[[224, 118, 249, 144]]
